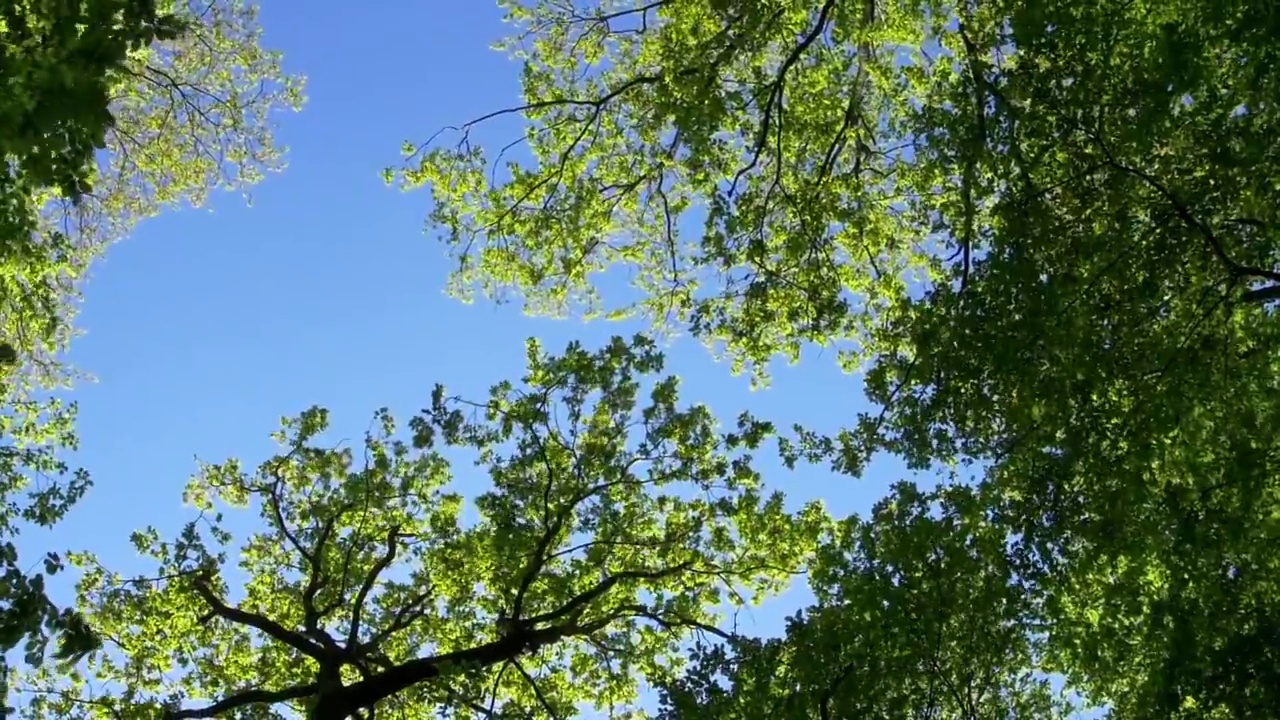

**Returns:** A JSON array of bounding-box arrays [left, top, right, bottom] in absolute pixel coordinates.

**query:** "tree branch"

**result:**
[[363, 584, 434, 650], [523, 562, 693, 627], [190, 574, 326, 661], [348, 527, 401, 648], [164, 682, 319, 719], [317, 624, 576, 720], [1083, 124, 1280, 288], [1242, 284, 1280, 304]]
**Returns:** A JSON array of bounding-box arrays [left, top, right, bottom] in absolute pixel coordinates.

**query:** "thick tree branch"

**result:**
[[956, 18, 990, 293], [731, 0, 835, 193], [316, 624, 577, 720], [309, 567, 694, 718], [1082, 123, 1280, 288], [616, 603, 734, 641], [509, 422, 570, 621], [301, 509, 345, 636], [514, 659, 562, 720], [190, 575, 326, 661], [164, 682, 319, 719], [348, 527, 401, 648], [260, 457, 313, 569], [363, 584, 434, 649], [1242, 284, 1280, 304], [261, 473, 348, 639]]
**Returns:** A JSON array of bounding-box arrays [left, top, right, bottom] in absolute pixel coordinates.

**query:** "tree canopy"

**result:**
[[1, 0, 1274, 718], [12, 335, 826, 720], [0, 0, 185, 668], [1, 0, 302, 672], [662, 480, 1071, 720], [22, 0, 304, 379], [396, 0, 1280, 717], [1, 0, 184, 376]]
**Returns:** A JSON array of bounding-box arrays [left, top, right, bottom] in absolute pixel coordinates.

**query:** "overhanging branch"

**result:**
[[190, 574, 326, 661]]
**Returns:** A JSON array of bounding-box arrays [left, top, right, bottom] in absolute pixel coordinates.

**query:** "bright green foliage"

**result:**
[[15, 0, 305, 383], [53, 0, 306, 249], [1, 0, 303, 387], [401, 0, 1280, 717], [0, 0, 302, 686], [0, 0, 184, 379], [0, 396, 94, 665], [0, 0, 184, 672], [0, 0, 185, 201], [399, 0, 947, 378], [11, 335, 827, 720]]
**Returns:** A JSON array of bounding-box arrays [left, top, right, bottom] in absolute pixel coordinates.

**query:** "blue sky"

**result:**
[[20, 0, 917, 677]]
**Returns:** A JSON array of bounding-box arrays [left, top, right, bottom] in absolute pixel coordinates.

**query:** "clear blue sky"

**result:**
[[23, 0, 917, 663]]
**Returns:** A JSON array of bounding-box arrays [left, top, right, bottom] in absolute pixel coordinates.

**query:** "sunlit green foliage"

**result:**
[[401, 0, 1280, 717], [0, 396, 94, 666], [52, 0, 306, 248], [25, 0, 305, 378], [11, 336, 827, 720], [0, 0, 184, 381], [1, 0, 184, 220], [0, 0, 303, 677], [0, 0, 185, 669]]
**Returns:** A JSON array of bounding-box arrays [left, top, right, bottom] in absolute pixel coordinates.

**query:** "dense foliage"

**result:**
[[24, 0, 304, 378], [1, 0, 184, 235], [396, 0, 1280, 718], [13, 336, 826, 720], [662, 480, 1073, 720], [1, 0, 302, 672]]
